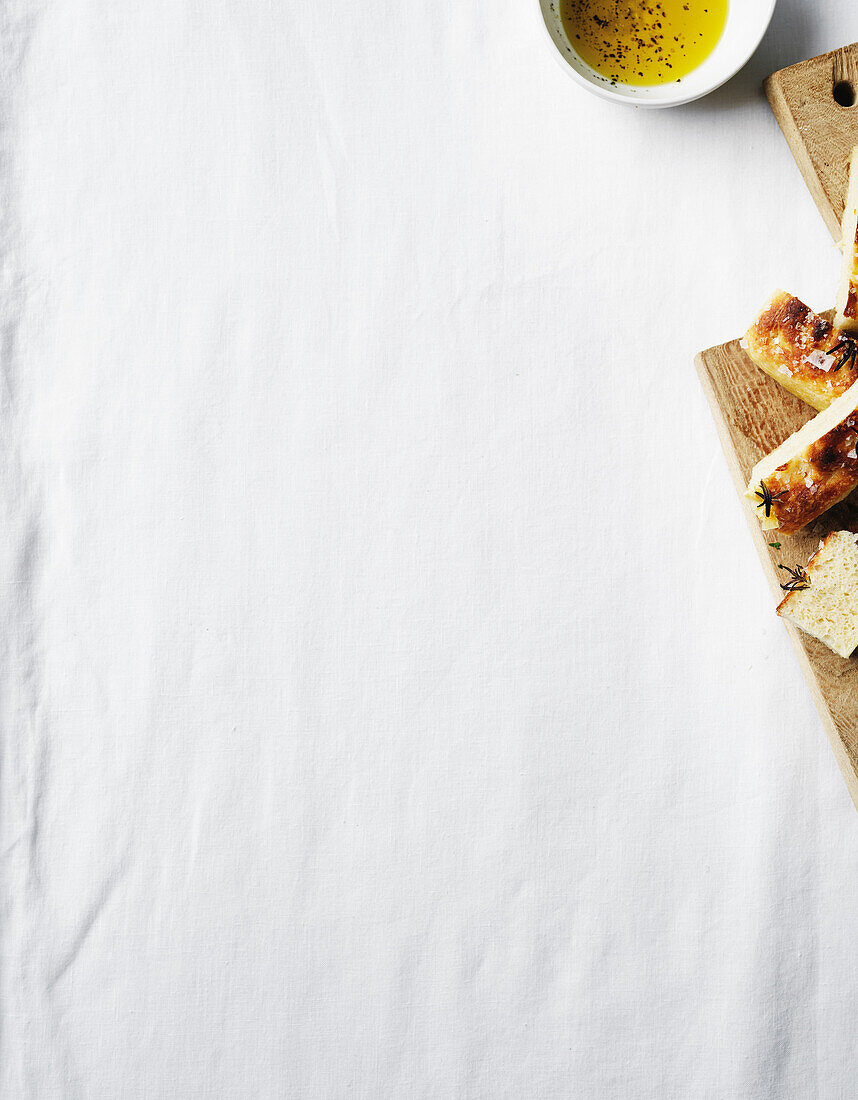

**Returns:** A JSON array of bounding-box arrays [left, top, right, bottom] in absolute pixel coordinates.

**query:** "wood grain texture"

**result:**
[[765, 43, 858, 240], [696, 331, 858, 809]]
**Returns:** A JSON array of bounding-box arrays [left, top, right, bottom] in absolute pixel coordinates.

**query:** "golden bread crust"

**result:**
[[744, 292, 858, 410], [758, 411, 858, 534]]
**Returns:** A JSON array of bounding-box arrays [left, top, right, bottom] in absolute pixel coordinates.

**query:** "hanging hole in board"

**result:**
[[834, 81, 855, 108]]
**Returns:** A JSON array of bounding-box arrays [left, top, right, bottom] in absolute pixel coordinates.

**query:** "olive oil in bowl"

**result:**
[[559, 0, 729, 86]]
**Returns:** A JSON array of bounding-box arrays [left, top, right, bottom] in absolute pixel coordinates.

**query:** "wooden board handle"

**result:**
[[766, 43, 858, 240]]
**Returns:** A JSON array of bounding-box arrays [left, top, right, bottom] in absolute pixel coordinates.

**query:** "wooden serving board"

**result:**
[[696, 44, 858, 806], [765, 43, 858, 240], [696, 332, 858, 809]]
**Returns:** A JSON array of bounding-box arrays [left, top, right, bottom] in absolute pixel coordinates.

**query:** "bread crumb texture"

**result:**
[[778, 531, 858, 658]]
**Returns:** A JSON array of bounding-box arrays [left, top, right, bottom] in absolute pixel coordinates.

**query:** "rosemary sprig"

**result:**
[[755, 480, 787, 518], [827, 337, 858, 373], [778, 563, 810, 592]]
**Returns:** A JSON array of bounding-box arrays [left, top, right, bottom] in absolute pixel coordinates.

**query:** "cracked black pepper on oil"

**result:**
[[559, 0, 728, 86]]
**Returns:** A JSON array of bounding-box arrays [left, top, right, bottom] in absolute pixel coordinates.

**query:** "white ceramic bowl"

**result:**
[[538, 0, 777, 108]]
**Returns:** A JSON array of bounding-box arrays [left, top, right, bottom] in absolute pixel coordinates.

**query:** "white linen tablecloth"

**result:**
[[3, 0, 858, 1096]]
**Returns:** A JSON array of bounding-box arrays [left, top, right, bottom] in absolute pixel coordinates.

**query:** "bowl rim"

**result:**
[[536, 0, 778, 109]]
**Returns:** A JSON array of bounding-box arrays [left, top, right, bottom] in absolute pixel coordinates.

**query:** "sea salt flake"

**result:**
[[803, 349, 837, 372]]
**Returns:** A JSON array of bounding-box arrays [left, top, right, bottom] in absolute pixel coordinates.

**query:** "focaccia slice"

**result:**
[[743, 291, 858, 411], [745, 377, 858, 533], [777, 531, 858, 658], [835, 146, 858, 335]]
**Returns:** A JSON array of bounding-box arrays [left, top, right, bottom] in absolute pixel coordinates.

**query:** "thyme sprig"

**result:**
[[755, 480, 787, 518], [778, 563, 810, 592], [827, 337, 858, 373]]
